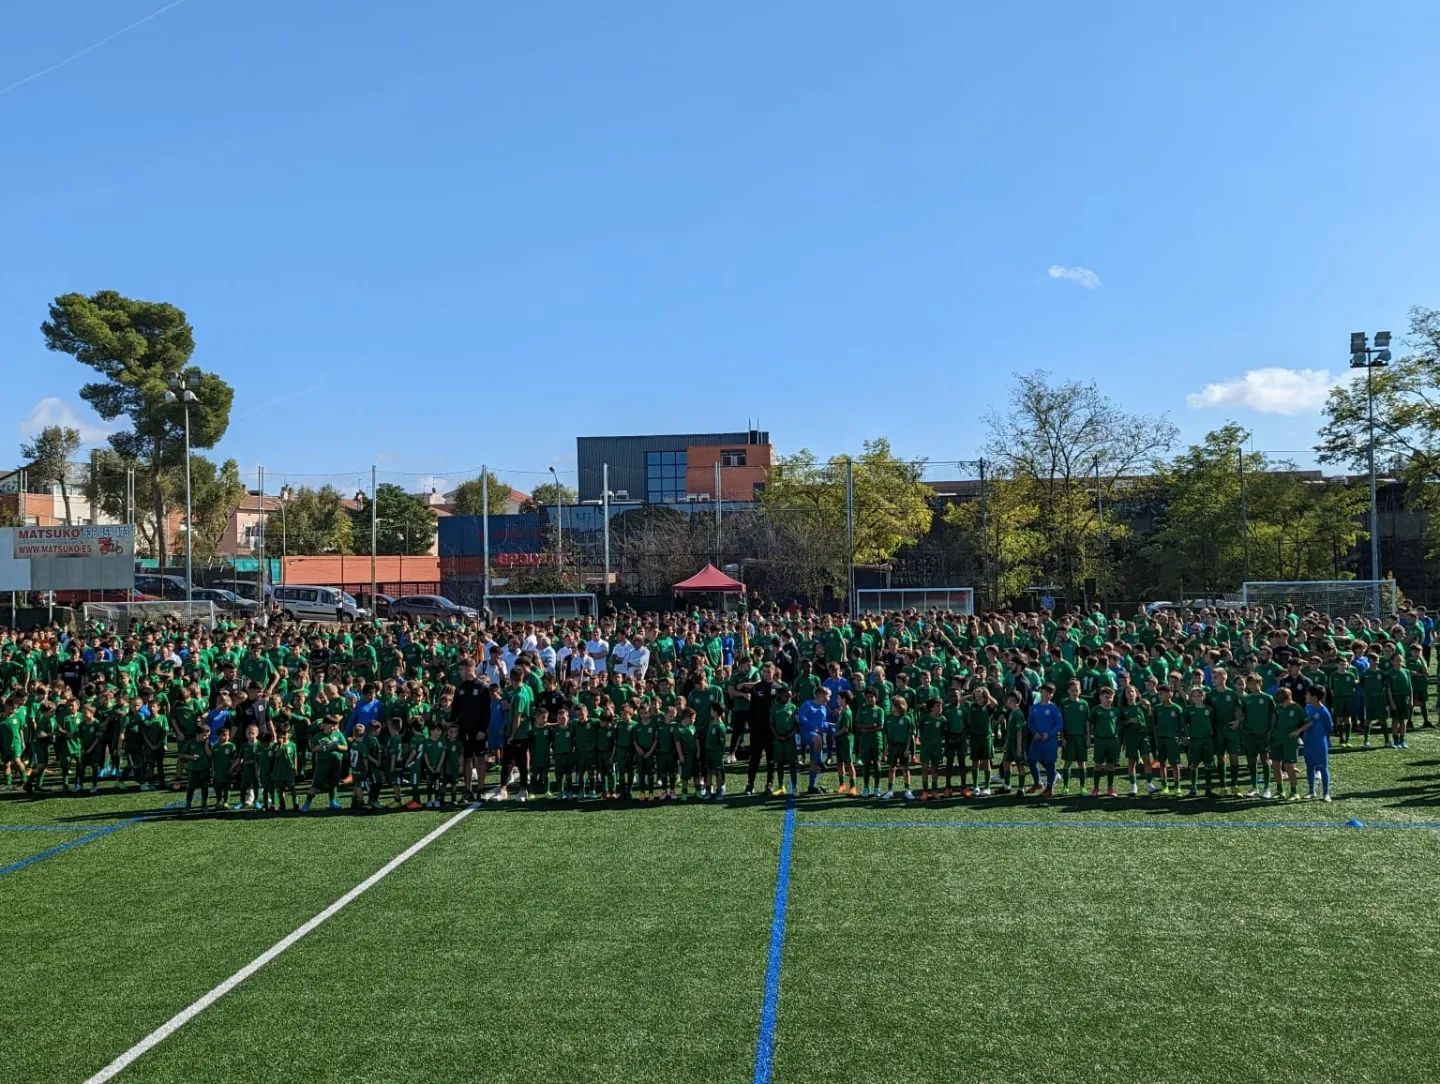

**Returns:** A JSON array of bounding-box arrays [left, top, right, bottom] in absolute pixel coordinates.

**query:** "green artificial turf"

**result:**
[[1, 730, 1437, 1084]]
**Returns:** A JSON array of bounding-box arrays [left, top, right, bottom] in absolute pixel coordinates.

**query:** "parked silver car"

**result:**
[[388, 594, 479, 621]]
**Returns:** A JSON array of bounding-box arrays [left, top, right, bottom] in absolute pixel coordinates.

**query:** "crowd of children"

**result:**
[[0, 598, 1431, 812]]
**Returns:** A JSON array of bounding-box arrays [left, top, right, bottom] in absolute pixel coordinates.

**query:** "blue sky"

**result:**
[[3, 0, 1438, 494]]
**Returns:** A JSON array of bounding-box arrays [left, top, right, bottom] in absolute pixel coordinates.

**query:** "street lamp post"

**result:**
[[548, 465, 563, 578], [164, 378, 199, 603], [1350, 331, 1391, 616]]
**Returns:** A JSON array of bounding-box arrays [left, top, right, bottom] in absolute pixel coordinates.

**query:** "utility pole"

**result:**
[[844, 456, 855, 618], [714, 459, 722, 566], [1238, 443, 1249, 584], [257, 465, 265, 601], [978, 457, 989, 610], [481, 464, 491, 609], [602, 462, 611, 597], [370, 465, 377, 606]]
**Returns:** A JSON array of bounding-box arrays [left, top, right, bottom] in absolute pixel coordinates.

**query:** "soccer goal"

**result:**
[[855, 587, 975, 618], [484, 593, 598, 622], [83, 600, 218, 632], [1240, 580, 1399, 619]]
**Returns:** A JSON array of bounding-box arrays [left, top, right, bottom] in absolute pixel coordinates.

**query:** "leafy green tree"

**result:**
[[272, 485, 355, 555], [187, 456, 246, 562], [449, 471, 512, 516], [42, 291, 234, 566], [352, 483, 436, 555], [943, 475, 1048, 608], [1318, 306, 1440, 557], [20, 425, 82, 524], [521, 480, 576, 514], [758, 439, 933, 604], [983, 370, 1177, 605]]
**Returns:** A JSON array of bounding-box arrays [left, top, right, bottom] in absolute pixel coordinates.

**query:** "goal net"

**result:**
[[83, 600, 218, 633], [1240, 580, 1399, 619], [855, 587, 975, 617], [484, 593, 598, 622]]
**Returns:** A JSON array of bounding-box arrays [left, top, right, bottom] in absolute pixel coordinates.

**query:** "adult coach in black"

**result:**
[[450, 658, 490, 801], [740, 662, 780, 795]]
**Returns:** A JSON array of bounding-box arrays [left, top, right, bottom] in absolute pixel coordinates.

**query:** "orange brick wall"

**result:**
[[685, 443, 771, 501]]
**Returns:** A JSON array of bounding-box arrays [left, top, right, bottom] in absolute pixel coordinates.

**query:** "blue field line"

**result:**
[[800, 818, 1440, 831], [0, 803, 182, 877], [752, 800, 797, 1084]]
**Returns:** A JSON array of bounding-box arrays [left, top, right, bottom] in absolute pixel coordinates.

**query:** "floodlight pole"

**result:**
[[602, 462, 611, 596], [549, 465, 563, 580], [1350, 331, 1389, 618], [482, 464, 491, 609], [165, 379, 198, 604]]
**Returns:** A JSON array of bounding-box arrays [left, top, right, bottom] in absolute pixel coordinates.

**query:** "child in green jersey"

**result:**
[[179, 729, 211, 812], [1058, 680, 1090, 794], [881, 694, 915, 802], [269, 719, 298, 811], [917, 698, 945, 799], [210, 726, 236, 811], [1183, 685, 1216, 798], [997, 691, 1028, 794], [833, 690, 857, 796], [237, 723, 264, 810], [442, 722, 463, 805], [770, 688, 799, 798], [303, 713, 347, 813], [1090, 686, 1120, 797], [675, 706, 698, 800], [1116, 685, 1154, 796], [854, 687, 885, 798], [551, 708, 576, 800], [704, 707, 729, 799], [22, 699, 54, 793], [1151, 687, 1184, 795], [966, 688, 996, 797], [347, 722, 372, 811], [1273, 688, 1305, 801], [421, 722, 446, 809]]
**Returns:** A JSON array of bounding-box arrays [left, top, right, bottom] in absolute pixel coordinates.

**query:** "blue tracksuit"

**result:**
[[1303, 703, 1333, 795], [1026, 701, 1062, 788], [796, 699, 833, 781]]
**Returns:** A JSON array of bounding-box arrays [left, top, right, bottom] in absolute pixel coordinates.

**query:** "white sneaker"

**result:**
[[1147, 781, 1159, 794], [517, 791, 528, 804], [880, 790, 894, 801], [717, 786, 727, 798], [1261, 788, 1273, 800], [903, 789, 915, 801], [1128, 783, 1138, 796], [1245, 788, 1259, 798], [1323, 794, 1333, 802], [978, 786, 991, 797], [497, 788, 509, 801]]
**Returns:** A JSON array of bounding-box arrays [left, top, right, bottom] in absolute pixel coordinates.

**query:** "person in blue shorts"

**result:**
[[795, 687, 834, 795], [1026, 683, 1062, 797], [1303, 687, 1334, 801]]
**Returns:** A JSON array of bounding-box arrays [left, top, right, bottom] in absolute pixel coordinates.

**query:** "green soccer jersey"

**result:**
[[1184, 702, 1215, 740], [1240, 692, 1276, 737], [1091, 705, 1119, 739], [1207, 688, 1240, 727], [883, 710, 914, 746], [1152, 702, 1183, 739], [917, 711, 944, 743], [1058, 697, 1090, 735], [855, 705, 885, 734], [211, 741, 236, 782], [771, 703, 797, 739]]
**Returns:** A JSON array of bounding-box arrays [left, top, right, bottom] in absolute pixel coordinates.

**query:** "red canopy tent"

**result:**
[[673, 564, 746, 593]]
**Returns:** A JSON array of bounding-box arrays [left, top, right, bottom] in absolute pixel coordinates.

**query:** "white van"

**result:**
[[272, 584, 364, 622]]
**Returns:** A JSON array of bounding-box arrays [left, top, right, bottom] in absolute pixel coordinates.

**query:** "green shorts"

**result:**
[[1214, 726, 1239, 756], [1121, 731, 1150, 762], [857, 735, 882, 764], [1242, 732, 1269, 758], [885, 742, 910, 767], [1062, 732, 1087, 762], [835, 733, 855, 765], [969, 734, 994, 762], [1156, 736, 1181, 766], [919, 739, 943, 766], [1364, 699, 1388, 723], [1188, 737, 1214, 766], [1273, 739, 1299, 763], [1092, 737, 1120, 764]]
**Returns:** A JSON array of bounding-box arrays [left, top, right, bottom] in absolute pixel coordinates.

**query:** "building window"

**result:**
[[720, 449, 747, 467], [644, 449, 688, 503]]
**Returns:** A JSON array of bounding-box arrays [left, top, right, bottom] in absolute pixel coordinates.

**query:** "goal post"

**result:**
[[484, 593, 598, 622], [855, 587, 975, 618], [1240, 580, 1398, 619], [83, 600, 218, 633]]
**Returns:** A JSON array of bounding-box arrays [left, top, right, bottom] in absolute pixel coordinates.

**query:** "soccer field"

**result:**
[[5, 735, 1440, 1084]]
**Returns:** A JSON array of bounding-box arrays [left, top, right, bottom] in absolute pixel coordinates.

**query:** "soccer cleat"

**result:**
[[1041, 786, 1054, 797], [880, 789, 894, 800], [1187, 787, 1199, 797], [329, 800, 343, 811], [1105, 788, 1117, 798], [903, 790, 916, 801], [1245, 788, 1259, 798], [978, 786, 992, 797], [1024, 784, 1043, 795], [1323, 794, 1333, 802], [405, 799, 422, 810], [1146, 781, 1159, 794], [1090, 787, 1100, 798], [1262, 788, 1273, 800], [717, 786, 727, 798]]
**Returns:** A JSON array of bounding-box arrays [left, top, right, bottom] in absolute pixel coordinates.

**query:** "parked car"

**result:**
[[353, 592, 394, 618], [272, 584, 365, 622], [210, 579, 276, 605], [189, 587, 260, 616], [133, 574, 192, 600], [388, 594, 479, 621]]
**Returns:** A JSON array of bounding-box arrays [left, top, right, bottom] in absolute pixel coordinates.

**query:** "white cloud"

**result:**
[[1186, 367, 1342, 416], [18, 396, 116, 444], [1047, 264, 1102, 289]]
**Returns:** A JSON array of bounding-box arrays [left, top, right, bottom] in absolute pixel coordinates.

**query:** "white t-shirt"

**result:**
[[625, 643, 651, 680], [586, 638, 610, 673], [567, 652, 595, 678]]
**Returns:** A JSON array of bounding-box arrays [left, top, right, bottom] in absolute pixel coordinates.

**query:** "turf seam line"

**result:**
[[800, 819, 1440, 831], [0, 824, 97, 832], [84, 803, 479, 1084], [0, 804, 181, 876], [752, 799, 796, 1084]]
